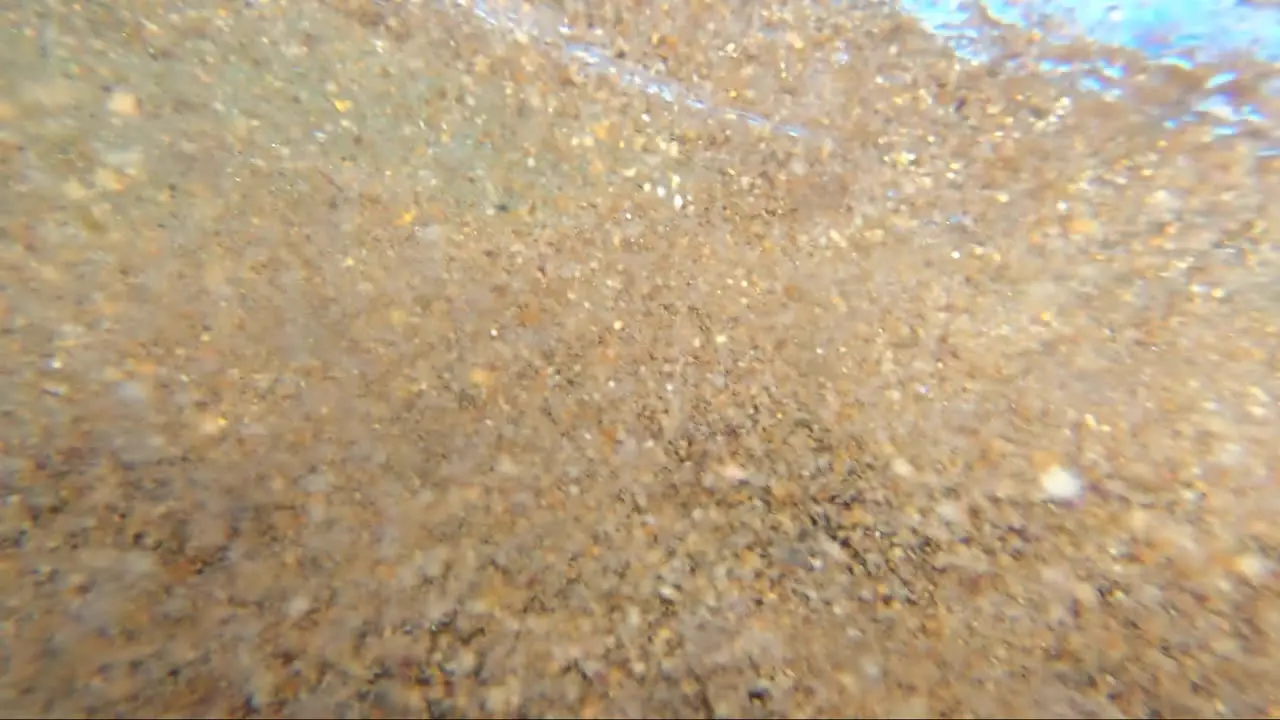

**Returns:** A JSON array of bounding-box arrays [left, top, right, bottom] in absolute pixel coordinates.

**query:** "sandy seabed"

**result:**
[[1, 1, 1278, 717]]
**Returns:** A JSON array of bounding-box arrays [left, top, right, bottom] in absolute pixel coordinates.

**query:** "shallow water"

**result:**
[[1, 0, 1278, 716], [473, 0, 1280, 145], [902, 0, 1280, 148]]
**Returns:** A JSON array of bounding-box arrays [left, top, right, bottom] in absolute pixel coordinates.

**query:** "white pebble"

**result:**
[[889, 457, 916, 478], [285, 594, 312, 620], [1234, 553, 1274, 584], [1040, 464, 1084, 502]]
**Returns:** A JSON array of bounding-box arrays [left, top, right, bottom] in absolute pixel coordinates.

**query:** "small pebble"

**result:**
[[1233, 552, 1274, 584], [1040, 464, 1084, 503], [890, 457, 916, 478], [106, 88, 142, 117]]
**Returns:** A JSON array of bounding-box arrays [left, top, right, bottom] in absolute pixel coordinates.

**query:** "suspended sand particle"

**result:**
[[1040, 464, 1084, 502]]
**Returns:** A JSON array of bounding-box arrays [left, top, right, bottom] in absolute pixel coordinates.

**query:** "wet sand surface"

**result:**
[[2, 0, 1279, 717]]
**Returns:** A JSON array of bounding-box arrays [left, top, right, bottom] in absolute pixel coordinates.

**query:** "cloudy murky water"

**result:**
[[1, 0, 1278, 716]]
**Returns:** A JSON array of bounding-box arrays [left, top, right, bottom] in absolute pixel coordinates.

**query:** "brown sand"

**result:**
[[1, 0, 1278, 717]]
